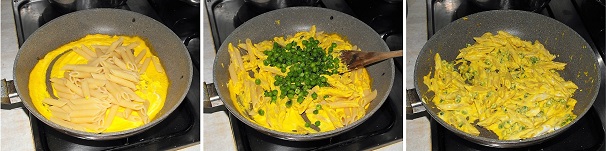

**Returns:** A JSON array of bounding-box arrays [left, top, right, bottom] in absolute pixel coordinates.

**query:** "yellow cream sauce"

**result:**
[[29, 34, 169, 133]]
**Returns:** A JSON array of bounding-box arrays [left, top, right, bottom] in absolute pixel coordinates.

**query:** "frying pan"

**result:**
[[2, 9, 193, 140], [408, 10, 601, 147], [210, 7, 395, 141]]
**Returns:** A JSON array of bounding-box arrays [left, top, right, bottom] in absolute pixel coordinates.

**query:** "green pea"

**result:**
[[258, 109, 265, 116], [302, 91, 309, 96], [314, 121, 321, 126], [305, 122, 310, 127], [271, 96, 277, 103], [287, 93, 294, 99], [285, 101, 292, 108], [316, 104, 322, 110], [263, 60, 270, 66], [313, 110, 319, 114], [297, 97, 304, 104], [272, 90, 278, 96], [255, 79, 261, 85], [312, 92, 318, 100]]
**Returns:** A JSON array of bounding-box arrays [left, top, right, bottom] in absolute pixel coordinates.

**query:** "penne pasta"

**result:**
[[137, 109, 149, 124], [43, 98, 67, 107], [95, 48, 104, 57], [71, 116, 102, 124], [65, 81, 84, 97], [69, 103, 106, 111], [108, 37, 124, 53], [72, 47, 93, 60], [92, 45, 110, 53], [126, 62, 138, 71], [134, 49, 146, 63], [112, 56, 128, 70], [123, 108, 132, 118], [53, 111, 70, 121], [80, 44, 97, 58], [151, 56, 165, 73], [49, 105, 67, 113], [70, 109, 104, 118], [121, 87, 146, 102], [62, 65, 103, 73], [138, 57, 152, 74], [124, 42, 139, 51], [88, 56, 107, 67], [52, 82, 72, 94], [69, 71, 92, 78], [50, 78, 66, 84], [116, 99, 144, 110], [110, 69, 138, 82], [106, 74, 137, 90], [86, 78, 107, 87]]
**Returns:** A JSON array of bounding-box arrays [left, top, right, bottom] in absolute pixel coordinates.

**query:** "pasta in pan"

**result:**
[[423, 31, 578, 140], [29, 34, 169, 133], [227, 25, 377, 134]]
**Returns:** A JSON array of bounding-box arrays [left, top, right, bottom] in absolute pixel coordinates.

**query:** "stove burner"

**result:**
[[426, 0, 606, 150], [234, 2, 267, 27], [205, 0, 403, 150], [11, 0, 200, 150]]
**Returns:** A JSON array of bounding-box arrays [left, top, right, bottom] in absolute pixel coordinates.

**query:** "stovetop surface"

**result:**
[[12, 0, 200, 150], [204, 0, 403, 150], [431, 107, 604, 150], [426, 0, 605, 150]]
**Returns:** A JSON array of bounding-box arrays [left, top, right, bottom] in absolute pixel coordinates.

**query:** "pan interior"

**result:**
[[13, 9, 192, 139], [213, 7, 395, 140], [414, 10, 600, 145]]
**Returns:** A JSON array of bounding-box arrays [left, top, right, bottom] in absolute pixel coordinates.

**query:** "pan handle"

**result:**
[[406, 89, 426, 115], [1, 79, 19, 105], [203, 82, 225, 113]]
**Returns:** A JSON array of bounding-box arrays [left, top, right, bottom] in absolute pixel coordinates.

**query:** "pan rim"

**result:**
[[13, 8, 193, 140], [413, 9, 601, 147], [213, 7, 395, 141]]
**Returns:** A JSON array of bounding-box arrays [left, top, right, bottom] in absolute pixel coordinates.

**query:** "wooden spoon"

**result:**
[[340, 50, 403, 71]]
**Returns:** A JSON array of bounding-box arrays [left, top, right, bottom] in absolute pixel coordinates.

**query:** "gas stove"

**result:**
[[11, 0, 200, 150], [204, 0, 403, 150], [426, 0, 605, 150]]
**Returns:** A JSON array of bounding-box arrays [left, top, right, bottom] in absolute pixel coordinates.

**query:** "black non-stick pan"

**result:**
[[3, 9, 193, 140], [408, 10, 601, 148], [209, 7, 396, 141]]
